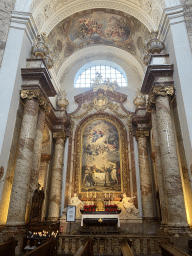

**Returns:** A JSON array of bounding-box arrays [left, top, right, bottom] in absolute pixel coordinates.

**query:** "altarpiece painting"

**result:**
[[79, 118, 122, 193]]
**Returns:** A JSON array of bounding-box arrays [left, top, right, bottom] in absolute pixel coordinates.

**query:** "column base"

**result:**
[[46, 217, 60, 222], [3, 223, 27, 255], [159, 223, 192, 237]]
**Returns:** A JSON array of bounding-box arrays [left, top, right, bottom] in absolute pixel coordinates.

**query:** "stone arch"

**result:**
[[57, 45, 145, 84], [38, 1, 157, 34]]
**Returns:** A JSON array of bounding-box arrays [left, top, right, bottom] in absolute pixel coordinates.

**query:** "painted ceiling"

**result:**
[[47, 10, 150, 74]]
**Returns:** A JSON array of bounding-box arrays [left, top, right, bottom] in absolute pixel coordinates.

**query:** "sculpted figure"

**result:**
[[117, 193, 140, 217], [69, 193, 84, 218], [70, 193, 84, 208]]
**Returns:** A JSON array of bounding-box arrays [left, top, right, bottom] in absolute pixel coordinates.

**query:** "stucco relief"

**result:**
[[32, 1, 156, 34], [35, 12, 45, 31]]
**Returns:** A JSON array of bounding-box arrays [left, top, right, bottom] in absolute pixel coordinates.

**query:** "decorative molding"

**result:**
[[158, 5, 185, 42], [11, 11, 38, 44], [20, 89, 51, 113], [71, 91, 130, 120], [141, 55, 174, 94], [21, 58, 57, 97]]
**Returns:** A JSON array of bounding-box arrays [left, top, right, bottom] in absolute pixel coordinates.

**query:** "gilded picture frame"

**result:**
[[74, 114, 129, 196]]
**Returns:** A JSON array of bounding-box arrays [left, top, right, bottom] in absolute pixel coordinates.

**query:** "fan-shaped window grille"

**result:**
[[75, 63, 127, 88]]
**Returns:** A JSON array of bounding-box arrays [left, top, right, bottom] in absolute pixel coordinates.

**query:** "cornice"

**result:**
[[11, 11, 38, 44], [21, 59, 57, 97], [158, 5, 185, 41], [141, 63, 174, 94]]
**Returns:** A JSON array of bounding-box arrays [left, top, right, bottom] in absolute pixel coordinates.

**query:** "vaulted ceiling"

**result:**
[[28, 0, 165, 88]]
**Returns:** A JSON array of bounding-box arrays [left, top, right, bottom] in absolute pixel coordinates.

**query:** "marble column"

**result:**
[[154, 86, 188, 228], [136, 130, 154, 218], [151, 108, 168, 225], [6, 97, 39, 225], [30, 109, 46, 191], [48, 132, 66, 220]]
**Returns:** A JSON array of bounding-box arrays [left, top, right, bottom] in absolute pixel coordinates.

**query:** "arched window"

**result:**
[[74, 61, 127, 88]]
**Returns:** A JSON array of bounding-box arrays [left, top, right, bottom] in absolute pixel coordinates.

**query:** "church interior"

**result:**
[[1, 0, 192, 255]]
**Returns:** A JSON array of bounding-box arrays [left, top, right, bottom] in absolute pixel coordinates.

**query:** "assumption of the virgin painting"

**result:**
[[80, 119, 122, 193]]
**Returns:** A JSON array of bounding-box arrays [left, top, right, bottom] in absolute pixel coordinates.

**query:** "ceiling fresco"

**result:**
[[68, 13, 131, 46], [47, 10, 150, 74]]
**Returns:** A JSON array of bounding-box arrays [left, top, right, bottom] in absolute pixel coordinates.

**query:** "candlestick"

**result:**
[[87, 191, 88, 198]]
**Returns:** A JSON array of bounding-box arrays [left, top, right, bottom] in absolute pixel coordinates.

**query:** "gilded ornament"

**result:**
[[20, 89, 51, 113], [133, 90, 146, 108], [153, 86, 174, 97], [71, 95, 125, 119], [21, 89, 41, 100], [93, 93, 108, 108]]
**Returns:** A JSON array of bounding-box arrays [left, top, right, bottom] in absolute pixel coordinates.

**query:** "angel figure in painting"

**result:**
[[117, 193, 140, 217]]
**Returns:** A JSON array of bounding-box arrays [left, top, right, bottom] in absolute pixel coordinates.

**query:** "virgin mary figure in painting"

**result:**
[[80, 119, 122, 193]]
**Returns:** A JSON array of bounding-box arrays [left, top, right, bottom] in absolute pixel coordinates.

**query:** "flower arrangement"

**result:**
[[105, 205, 118, 212], [84, 205, 96, 212]]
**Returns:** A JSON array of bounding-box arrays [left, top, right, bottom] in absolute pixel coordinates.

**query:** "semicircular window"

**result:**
[[74, 61, 127, 88]]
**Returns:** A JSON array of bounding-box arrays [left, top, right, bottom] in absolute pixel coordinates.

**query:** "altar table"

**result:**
[[81, 214, 120, 227]]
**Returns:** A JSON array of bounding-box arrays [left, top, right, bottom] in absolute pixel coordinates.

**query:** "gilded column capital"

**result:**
[[136, 130, 149, 139], [53, 131, 66, 140], [146, 86, 175, 112], [20, 89, 51, 114], [152, 85, 174, 97]]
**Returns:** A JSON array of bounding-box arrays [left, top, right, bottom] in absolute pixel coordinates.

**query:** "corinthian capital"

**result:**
[[20, 89, 41, 100], [152, 86, 174, 97], [53, 131, 66, 140], [136, 130, 149, 139], [20, 89, 51, 114]]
